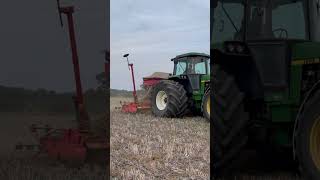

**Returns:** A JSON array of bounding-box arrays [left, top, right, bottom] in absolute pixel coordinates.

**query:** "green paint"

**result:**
[[292, 42, 320, 59]]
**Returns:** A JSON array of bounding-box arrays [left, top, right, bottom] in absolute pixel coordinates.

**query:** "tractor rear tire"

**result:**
[[151, 80, 189, 118], [202, 88, 210, 121], [296, 89, 320, 180], [212, 65, 249, 178]]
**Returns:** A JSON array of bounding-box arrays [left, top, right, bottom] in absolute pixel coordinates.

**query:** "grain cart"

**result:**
[[211, 0, 320, 179], [150, 52, 210, 120]]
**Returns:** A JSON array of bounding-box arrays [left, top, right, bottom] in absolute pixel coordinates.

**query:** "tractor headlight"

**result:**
[[224, 42, 248, 55], [227, 44, 235, 53], [236, 45, 244, 53]]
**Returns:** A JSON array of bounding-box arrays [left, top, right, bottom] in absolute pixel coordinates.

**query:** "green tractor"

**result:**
[[212, 0, 320, 179], [150, 52, 210, 120]]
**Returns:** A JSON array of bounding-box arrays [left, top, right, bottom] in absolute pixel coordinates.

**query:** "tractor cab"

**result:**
[[212, 0, 320, 43], [171, 52, 210, 92], [212, 0, 320, 179], [212, 0, 320, 99]]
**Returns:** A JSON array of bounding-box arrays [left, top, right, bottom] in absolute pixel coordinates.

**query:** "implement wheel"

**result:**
[[212, 65, 249, 178], [296, 90, 320, 180]]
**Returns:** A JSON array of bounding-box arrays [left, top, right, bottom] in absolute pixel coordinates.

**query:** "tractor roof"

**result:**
[[171, 52, 210, 61]]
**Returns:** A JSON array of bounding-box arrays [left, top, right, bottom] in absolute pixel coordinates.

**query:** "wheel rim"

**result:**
[[206, 97, 210, 116], [156, 91, 168, 110], [310, 116, 320, 171]]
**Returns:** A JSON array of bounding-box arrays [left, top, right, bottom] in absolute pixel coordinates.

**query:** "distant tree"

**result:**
[[49, 90, 56, 95], [85, 88, 96, 95], [96, 72, 108, 91], [95, 49, 109, 93], [36, 88, 48, 96]]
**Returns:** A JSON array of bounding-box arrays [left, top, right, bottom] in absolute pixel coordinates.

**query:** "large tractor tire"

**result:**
[[296, 89, 320, 180], [202, 88, 210, 121], [212, 65, 249, 177], [151, 80, 189, 118]]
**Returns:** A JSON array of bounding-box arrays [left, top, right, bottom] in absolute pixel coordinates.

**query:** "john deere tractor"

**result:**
[[212, 0, 320, 179], [150, 52, 210, 120]]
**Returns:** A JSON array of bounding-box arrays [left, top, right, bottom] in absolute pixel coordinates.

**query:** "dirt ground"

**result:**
[[0, 112, 107, 180], [110, 97, 210, 179]]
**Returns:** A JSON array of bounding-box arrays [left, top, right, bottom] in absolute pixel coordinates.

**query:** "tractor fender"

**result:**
[[292, 80, 320, 160], [169, 77, 193, 94], [204, 84, 210, 94], [201, 87, 210, 113], [212, 49, 264, 100]]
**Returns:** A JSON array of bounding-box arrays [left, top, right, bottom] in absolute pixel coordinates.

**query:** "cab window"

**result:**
[[175, 61, 187, 75], [194, 61, 206, 74]]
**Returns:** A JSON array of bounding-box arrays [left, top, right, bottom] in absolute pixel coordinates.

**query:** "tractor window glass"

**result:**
[[272, 1, 307, 40], [175, 61, 187, 75], [212, 1, 245, 43], [194, 61, 206, 74], [247, 0, 307, 40]]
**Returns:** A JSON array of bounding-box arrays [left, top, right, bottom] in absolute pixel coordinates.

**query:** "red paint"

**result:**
[[59, 6, 91, 133], [121, 102, 138, 113], [129, 64, 138, 103], [143, 78, 162, 88], [60, 7, 84, 106], [120, 100, 151, 113], [40, 129, 86, 161]]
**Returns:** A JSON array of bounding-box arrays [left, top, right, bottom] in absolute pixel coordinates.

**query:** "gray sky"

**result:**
[[111, 0, 210, 90], [0, 0, 108, 92]]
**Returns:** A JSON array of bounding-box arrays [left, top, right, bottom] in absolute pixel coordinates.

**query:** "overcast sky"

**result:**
[[111, 0, 210, 90], [0, 0, 108, 92]]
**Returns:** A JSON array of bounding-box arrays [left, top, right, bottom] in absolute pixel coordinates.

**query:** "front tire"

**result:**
[[202, 88, 210, 121], [296, 90, 320, 180], [212, 65, 249, 178], [151, 80, 188, 117]]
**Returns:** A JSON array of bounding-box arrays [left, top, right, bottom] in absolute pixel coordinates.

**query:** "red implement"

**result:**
[[18, 1, 109, 164], [121, 102, 138, 113], [40, 129, 86, 161]]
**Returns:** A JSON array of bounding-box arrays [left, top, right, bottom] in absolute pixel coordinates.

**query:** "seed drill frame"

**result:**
[[16, 1, 108, 163]]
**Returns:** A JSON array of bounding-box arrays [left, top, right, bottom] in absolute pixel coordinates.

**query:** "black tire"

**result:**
[[296, 89, 320, 180], [212, 65, 249, 178], [202, 88, 210, 121], [151, 80, 189, 117]]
